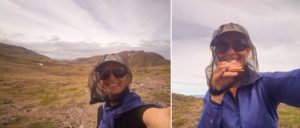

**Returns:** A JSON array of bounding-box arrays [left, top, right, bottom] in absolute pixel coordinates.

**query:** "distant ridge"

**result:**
[[0, 43, 50, 61], [74, 50, 170, 67], [118, 50, 169, 67], [0, 43, 169, 67], [191, 95, 205, 99]]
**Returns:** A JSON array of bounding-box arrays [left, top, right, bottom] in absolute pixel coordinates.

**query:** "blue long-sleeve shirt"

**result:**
[[197, 69, 300, 128]]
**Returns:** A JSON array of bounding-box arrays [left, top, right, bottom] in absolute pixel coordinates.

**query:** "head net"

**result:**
[[88, 54, 132, 104], [206, 23, 261, 93]]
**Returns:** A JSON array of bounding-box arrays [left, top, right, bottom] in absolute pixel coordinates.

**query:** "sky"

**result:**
[[1, 0, 300, 96], [172, 0, 300, 95], [0, 0, 170, 60]]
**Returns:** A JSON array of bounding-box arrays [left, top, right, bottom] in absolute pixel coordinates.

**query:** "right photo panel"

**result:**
[[172, 0, 300, 128]]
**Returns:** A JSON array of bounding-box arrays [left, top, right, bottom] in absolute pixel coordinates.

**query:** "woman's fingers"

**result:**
[[213, 68, 226, 78], [211, 61, 240, 89]]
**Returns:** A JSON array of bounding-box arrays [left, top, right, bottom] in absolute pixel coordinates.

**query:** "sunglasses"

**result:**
[[214, 40, 249, 53], [99, 68, 128, 80]]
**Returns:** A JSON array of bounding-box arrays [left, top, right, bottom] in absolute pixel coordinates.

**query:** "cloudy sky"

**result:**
[[0, 0, 170, 59], [172, 0, 300, 95]]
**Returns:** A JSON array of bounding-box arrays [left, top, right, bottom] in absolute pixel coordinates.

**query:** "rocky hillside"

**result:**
[[0, 43, 50, 61], [117, 51, 170, 67], [73, 50, 170, 68]]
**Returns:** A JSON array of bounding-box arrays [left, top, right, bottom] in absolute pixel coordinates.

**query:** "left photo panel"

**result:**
[[0, 0, 170, 128]]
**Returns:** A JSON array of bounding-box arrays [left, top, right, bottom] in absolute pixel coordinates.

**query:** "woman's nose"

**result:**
[[107, 73, 116, 80], [226, 47, 237, 54]]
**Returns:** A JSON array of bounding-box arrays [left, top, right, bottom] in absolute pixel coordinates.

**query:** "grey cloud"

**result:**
[[172, 18, 213, 41], [9, 41, 129, 60], [151, 18, 170, 40], [1, 0, 170, 53], [72, 0, 170, 40], [139, 39, 170, 59], [72, 0, 113, 32], [11, 0, 73, 28], [0, 32, 24, 40], [48, 36, 60, 42], [9, 33, 25, 38], [9, 0, 99, 35], [173, 0, 300, 49]]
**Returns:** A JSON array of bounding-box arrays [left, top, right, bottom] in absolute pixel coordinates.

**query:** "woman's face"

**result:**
[[214, 32, 250, 67], [98, 63, 129, 97]]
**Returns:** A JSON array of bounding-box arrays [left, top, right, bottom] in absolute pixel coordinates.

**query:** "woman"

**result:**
[[197, 23, 300, 128], [89, 54, 169, 128]]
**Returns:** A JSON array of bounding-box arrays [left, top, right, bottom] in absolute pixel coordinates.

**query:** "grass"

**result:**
[[0, 60, 90, 127], [172, 93, 202, 128], [1, 56, 169, 128], [173, 118, 188, 127], [278, 104, 300, 128], [27, 121, 55, 128], [154, 91, 170, 102], [130, 65, 170, 106], [2, 116, 55, 128], [1, 115, 29, 127], [40, 94, 59, 106], [132, 65, 170, 81]]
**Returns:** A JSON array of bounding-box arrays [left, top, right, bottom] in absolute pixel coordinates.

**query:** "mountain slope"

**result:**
[[118, 51, 169, 67], [172, 93, 202, 128], [74, 50, 170, 67], [0, 43, 50, 61]]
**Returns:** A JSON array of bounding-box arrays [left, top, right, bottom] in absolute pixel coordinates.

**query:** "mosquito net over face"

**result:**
[[206, 23, 261, 95], [88, 54, 132, 104]]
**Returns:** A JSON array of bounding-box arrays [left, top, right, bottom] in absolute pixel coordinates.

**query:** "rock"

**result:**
[[10, 116, 17, 121], [2, 122, 8, 126], [3, 99, 13, 104]]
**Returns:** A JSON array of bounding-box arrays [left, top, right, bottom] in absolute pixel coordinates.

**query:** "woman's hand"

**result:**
[[210, 60, 242, 103], [143, 107, 170, 128]]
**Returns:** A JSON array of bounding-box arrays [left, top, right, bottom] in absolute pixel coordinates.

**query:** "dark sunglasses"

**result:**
[[99, 68, 128, 80], [214, 40, 249, 53]]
